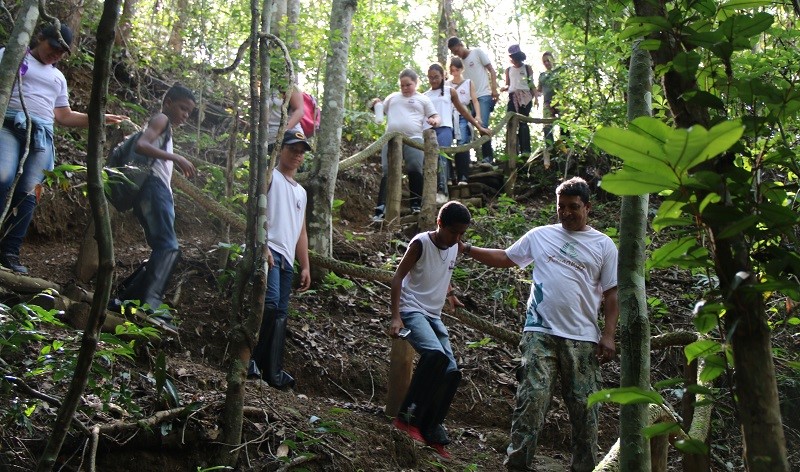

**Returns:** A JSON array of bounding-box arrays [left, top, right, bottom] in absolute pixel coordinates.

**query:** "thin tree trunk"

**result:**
[[116, 0, 137, 46], [215, 0, 271, 466], [167, 0, 189, 53], [618, 39, 651, 472], [306, 0, 357, 282], [35, 2, 120, 469], [419, 129, 437, 230], [435, 0, 455, 66]]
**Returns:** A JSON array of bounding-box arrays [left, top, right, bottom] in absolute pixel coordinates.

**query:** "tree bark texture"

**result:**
[[630, 0, 788, 468], [505, 116, 518, 195], [385, 339, 415, 417], [216, 0, 271, 466], [618, 39, 652, 472], [0, 0, 39, 121], [435, 0, 455, 67], [419, 128, 438, 230], [35, 2, 120, 470], [306, 0, 356, 282], [384, 136, 402, 224]]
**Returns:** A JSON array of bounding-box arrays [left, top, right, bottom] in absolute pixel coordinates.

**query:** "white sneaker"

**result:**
[[457, 179, 468, 186], [436, 192, 448, 205], [371, 213, 384, 223]]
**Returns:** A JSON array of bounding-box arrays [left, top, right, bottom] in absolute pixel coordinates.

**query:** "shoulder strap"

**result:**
[[160, 122, 172, 151]]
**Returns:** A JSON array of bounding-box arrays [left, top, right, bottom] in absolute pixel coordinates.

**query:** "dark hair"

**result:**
[[543, 51, 554, 59], [556, 177, 591, 204], [450, 57, 464, 70], [438, 201, 471, 226], [510, 51, 527, 62], [428, 63, 446, 96], [447, 36, 462, 49], [164, 84, 196, 104]]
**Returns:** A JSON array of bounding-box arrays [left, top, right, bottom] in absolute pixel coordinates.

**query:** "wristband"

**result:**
[[464, 243, 472, 255]]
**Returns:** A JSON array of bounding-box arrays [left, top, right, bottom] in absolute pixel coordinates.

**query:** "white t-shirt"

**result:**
[[507, 64, 533, 93], [0, 48, 69, 120], [149, 128, 174, 192], [399, 232, 458, 318], [506, 224, 618, 343], [446, 79, 473, 107], [267, 167, 307, 266], [384, 91, 437, 139], [423, 87, 454, 129], [461, 48, 493, 98]]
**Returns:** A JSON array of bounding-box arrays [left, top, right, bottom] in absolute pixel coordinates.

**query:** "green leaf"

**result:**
[[629, 116, 672, 144], [643, 421, 681, 439], [664, 126, 709, 173], [163, 378, 181, 407], [682, 91, 725, 110], [687, 120, 744, 169], [715, 214, 759, 239], [594, 127, 667, 167], [620, 16, 672, 40], [685, 31, 726, 49], [720, 0, 773, 9], [699, 354, 726, 383], [587, 386, 663, 408], [654, 377, 684, 389], [720, 13, 773, 40], [647, 237, 697, 270], [686, 384, 715, 396], [675, 438, 709, 455], [638, 39, 663, 50], [684, 339, 721, 363], [693, 312, 718, 334], [691, 0, 717, 16], [672, 51, 702, 78], [599, 170, 677, 195]]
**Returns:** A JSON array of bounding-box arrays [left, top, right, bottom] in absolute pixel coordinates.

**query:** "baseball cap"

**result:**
[[282, 130, 312, 151], [42, 23, 73, 52]]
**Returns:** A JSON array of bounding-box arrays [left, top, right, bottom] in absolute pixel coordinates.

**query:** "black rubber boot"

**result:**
[[407, 171, 423, 210], [119, 249, 180, 312], [252, 308, 295, 389], [421, 369, 462, 446], [396, 351, 449, 427]]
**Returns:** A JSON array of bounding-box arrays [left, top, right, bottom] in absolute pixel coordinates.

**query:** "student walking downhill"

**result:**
[[390, 201, 472, 459], [112, 85, 197, 329]]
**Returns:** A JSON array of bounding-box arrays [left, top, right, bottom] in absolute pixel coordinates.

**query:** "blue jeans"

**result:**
[[266, 250, 294, 316], [377, 137, 425, 209], [133, 176, 178, 253], [433, 127, 453, 194], [401, 311, 457, 373], [0, 124, 54, 255], [477, 95, 494, 163]]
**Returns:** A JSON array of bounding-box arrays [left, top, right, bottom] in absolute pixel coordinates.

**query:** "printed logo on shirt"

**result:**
[[560, 242, 578, 258], [449, 259, 456, 270]]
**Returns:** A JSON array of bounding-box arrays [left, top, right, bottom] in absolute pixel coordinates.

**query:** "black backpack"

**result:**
[[105, 124, 171, 212]]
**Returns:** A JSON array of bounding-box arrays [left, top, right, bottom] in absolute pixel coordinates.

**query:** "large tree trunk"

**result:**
[[630, 0, 788, 468], [116, 0, 138, 46], [35, 3, 121, 470], [0, 0, 39, 120], [306, 0, 357, 282], [618, 40, 652, 472], [167, 0, 190, 53], [435, 0, 455, 66]]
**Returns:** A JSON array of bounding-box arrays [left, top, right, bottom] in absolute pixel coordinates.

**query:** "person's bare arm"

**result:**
[[451, 89, 490, 136], [469, 81, 481, 119], [135, 113, 196, 178], [486, 63, 499, 101], [500, 67, 510, 92], [390, 240, 422, 337], [295, 220, 311, 292], [54, 106, 126, 128], [459, 242, 517, 268], [597, 286, 619, 363], [287, 89, 305, 131]]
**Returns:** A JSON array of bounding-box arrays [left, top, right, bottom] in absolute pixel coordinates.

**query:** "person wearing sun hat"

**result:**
[[501, 44, 536, 157], [0, 21, 126, 274]]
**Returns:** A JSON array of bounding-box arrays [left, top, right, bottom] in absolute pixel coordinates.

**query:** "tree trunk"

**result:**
[[0, 0, 39, 120], [435, 0, 455, 66], [384, 136, 403, 224], [215, 0, 271, 466], [116, 0, 138, 46], [167, 0, 190, 53], [385, 339, 415, 417], [618, 39, 652, 472], [505, 115, 518, 195], [419, 129, 438, 230], [306, 0, 357, 282], [35, 2, 120, 469]]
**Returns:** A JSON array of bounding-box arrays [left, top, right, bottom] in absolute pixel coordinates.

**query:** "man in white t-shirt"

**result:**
[[447, 37, 499, 164], [462, 177, 619, 471]]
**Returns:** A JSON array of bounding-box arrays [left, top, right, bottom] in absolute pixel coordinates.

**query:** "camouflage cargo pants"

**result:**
[[505, 331, 600, 472]]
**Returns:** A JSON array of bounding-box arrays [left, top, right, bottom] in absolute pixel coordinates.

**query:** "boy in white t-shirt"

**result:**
[[389, 201, 471, 458], [462, 177, 619, 471], [247, 130, 312, 389]]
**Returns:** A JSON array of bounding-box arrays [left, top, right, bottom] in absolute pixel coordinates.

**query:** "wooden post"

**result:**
[[385, 338, 416, 417], [506, 114, 519, 195], [682, 359, 710, 471], [419, 129, 438, 230], [74, 220, 99, 283], [651, 433, 669, 472], [385, 136, 403, 224]]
